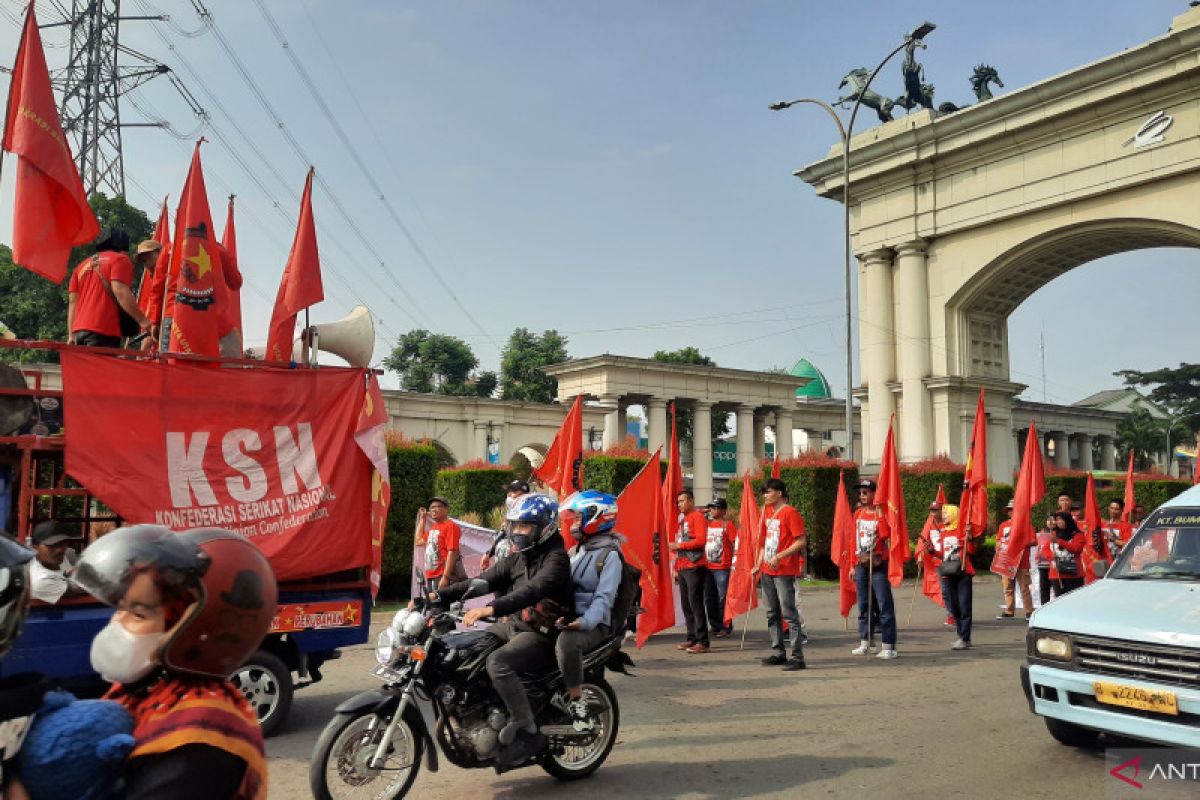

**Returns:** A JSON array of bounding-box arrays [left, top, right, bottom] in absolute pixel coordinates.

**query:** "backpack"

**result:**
[[595, 545, 641, 634]]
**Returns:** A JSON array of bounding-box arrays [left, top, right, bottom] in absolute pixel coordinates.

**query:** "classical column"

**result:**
[[860, 248, 896, 463], [647, 398, 668, 453], [735, 404, 756, 477], [894, 240, 932, 461], [472, 421, 489, 462], [1051, 431, 1071, 469], [617, 406, 628, 443], [600, 395, 622, 450], [775, 407, 794, 460], [1099, 435, 1117, 471], [692, 401, 714, 505], [753, 410, 768, 463], [1014, 429, 1024, 467], [1075, 433, 1094, 472], [987, 417, 1012, 483]]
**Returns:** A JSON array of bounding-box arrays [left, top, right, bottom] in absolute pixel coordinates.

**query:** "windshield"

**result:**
[[1109, 507, 1200, 581]]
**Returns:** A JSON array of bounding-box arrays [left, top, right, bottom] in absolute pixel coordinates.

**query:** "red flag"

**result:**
[[771, 451, 781, 479], [167, 141, 229, 356], [616, 450, 674, 648], [661, 403, 684, 542], [533, 395, 584, 503], [1122, 450, 1136, 522], [266, 168, 324, 361], [874, 416, 910, 586], [915, 484, 946, 607], [999, 422, 1046, 576], [1081, 472, 1109, 584], [221, 194, 243, 343], [935, 484, 947, 507], [2, 3, 99, 282], [139, 197, 170, 318], [829, 470, 858, 617], [958, 388, 989, 537], [724, 470, 762, 624]]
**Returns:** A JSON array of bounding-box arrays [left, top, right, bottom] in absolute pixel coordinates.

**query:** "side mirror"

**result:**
[[1093, 560, 1109, 579], [460, 578, 489, 601]]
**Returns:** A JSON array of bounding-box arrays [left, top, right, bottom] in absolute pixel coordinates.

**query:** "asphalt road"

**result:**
[[267, 577, 1113, 798]]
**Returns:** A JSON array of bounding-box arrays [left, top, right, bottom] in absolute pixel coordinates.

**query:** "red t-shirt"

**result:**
[[68, 251, 135, 337], [995, 521, 1031, 571], [935, 526, 980, 576], [674, 509, 709, 571], [704, 519, 737, 571], [760, 504, 805, 577], [422, 519, 461, 579], [1102, 520, 1134, 554], [853, 507, 891, 563]]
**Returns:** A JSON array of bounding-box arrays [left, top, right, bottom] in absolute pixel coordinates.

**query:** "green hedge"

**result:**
[[381, 441, 438, 599], [583, 454, 660, 496], [434, 466, 516, 518], [899, 470, 964, 539]]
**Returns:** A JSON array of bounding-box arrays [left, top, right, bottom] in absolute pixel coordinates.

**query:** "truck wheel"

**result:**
[[232, 650, 293, 737], [1044, 717, 1099, 748]]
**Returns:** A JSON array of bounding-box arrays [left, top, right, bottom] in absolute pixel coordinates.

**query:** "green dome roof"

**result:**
[[790, 358, 832, 399]]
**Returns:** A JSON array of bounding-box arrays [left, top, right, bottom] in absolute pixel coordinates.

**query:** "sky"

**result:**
[[0, 0, 1196, 404]]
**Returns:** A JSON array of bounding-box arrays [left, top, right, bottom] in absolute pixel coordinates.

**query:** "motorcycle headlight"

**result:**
[[391, 608, 411, 632], [376, 627, 399, 665], [403, 612, 427, 638]]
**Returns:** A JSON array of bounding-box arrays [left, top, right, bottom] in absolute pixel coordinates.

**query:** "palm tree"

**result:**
[[1116, 407, 1166, 470]]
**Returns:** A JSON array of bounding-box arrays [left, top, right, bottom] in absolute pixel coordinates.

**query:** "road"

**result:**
[[267, 577, 1112, 798]]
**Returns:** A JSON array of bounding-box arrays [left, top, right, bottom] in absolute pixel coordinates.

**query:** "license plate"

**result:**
[[1093, 680, 1178, 716], [373, 664, 408, 683]]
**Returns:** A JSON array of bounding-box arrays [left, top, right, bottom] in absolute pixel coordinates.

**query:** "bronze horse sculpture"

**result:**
[[970, 64, 1004, 101], [836, 67, 895, 122], [894, 37, 935, 112]]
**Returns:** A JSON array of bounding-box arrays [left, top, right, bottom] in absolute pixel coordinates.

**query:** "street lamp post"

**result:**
[[772, 21, 935, 464]]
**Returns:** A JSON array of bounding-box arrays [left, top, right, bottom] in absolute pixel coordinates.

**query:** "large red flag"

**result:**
[[829, 470, 858, 617], [221, 194, 243, 344], [724, 470, 762, 625], [1080, 472, 1109, 584], [958, 388, 989, 537], [1122, 450, 1136, 522], [661, 403, 684, 542], [266, 168, 324, 361], [533, 394, 584, 502], [915, 483, 946, 607], [616, 450, 674, 648], [1001, 423, 1046, 570], [139, 197, 170, 317], [771, 451, 781, 479], [167, 141, 229, 356], [2, 2, 99, 282], [874, 416, 910, 586]]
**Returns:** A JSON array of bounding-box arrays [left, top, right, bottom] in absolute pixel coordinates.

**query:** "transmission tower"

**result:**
[[57, 0, 171, 197]]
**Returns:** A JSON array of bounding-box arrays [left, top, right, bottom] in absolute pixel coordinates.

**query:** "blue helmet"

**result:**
[[504, 493, 559, 552], [561, 490, 618, 537]]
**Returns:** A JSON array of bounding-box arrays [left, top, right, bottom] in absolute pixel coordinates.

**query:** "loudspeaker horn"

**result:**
[[293, 305, 375, 368]]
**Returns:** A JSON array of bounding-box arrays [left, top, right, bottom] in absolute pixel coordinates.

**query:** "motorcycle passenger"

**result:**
[[0, 534, 48, 792], [436, 494, 572, 767], [71, 525, 275, 800], [556, 491, 624, 729]]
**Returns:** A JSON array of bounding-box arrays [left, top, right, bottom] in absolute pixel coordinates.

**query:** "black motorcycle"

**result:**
[[309, 584, 629, 799]]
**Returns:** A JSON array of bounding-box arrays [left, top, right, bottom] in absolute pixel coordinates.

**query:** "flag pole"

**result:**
[[739, 613, 749, 651], [907, 558, 921, 626], [866, 551, 875, 652]]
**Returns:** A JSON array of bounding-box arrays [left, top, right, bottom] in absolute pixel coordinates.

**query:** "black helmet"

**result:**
[[0, 534, 34, 660]]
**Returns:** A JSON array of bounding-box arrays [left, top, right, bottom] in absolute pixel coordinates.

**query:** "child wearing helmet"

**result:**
[[70, 525, 275, 800], [555, 491, 624, 729]]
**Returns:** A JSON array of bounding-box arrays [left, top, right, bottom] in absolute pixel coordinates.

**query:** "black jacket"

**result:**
[[440, 532, 572, 618]]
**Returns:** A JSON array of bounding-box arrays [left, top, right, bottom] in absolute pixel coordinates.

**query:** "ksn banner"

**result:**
[[61, 352, 388, 589]]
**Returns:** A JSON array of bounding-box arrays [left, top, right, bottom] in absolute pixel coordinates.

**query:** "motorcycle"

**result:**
[[309, 581, 631, 799]]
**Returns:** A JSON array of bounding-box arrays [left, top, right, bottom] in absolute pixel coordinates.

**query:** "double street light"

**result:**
[[771, 21, 936, 463]]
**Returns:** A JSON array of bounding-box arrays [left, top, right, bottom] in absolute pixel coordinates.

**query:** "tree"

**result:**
[[1, 193, 152, 362], [384, 329, 481, 395], [1117, 363, 1200, 436], [500, 328, 569, 404], [474, 370, 498, 398], [649, 347, 731, 446], [1115, 406, 1167, 471]]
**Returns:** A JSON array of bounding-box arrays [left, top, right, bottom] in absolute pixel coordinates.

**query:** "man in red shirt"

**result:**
[[754, 478, 807, 670], [669, 490, 717, 654], [704, 498, 737, 638], [417, 497, 462, 591], [66, 228, 153, 349], [1103, 499, 1134, 556], [995, 500, 1033, 620], [851, 478, 898, 659]]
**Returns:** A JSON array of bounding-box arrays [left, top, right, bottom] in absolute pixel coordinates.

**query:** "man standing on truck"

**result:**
[[417, 497, 463, 591], [66, 228, 153, 349], [27, 521, 84, 604]]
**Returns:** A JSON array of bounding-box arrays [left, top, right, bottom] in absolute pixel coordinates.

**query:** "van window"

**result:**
[[1109, 507, 1200, 581]]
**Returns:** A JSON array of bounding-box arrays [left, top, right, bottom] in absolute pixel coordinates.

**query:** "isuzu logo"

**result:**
[[1115, 651, 1159, 666]]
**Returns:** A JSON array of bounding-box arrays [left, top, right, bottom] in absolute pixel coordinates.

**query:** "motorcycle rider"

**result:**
[[555, 491, 624, 729], [0, 534, 47, 794], [70, 525, 275, 799], [435, 494, 572, 767]]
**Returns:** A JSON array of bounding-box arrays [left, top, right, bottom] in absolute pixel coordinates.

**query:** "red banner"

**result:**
[[61, 352, 382, 585], [271, 600, 364, 633]]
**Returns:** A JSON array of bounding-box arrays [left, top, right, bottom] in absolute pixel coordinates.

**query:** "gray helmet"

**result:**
[[0, 535, 34, 660]]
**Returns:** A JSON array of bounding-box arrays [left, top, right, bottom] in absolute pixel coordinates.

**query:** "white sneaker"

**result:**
[[951, 639, 971, 651], [851, 640, 872, 655], [876, 648, 898, 660]]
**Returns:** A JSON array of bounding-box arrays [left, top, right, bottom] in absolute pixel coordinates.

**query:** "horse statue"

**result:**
[[894, 37, 935, 112], [970, 64, 1004, 101], [836, 67, 895, 122]]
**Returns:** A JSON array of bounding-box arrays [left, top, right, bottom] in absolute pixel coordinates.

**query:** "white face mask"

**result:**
[[90, 617, 164, 684]]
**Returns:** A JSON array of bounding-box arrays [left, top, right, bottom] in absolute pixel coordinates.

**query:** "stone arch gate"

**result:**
[[799, 6, 1200, 479]]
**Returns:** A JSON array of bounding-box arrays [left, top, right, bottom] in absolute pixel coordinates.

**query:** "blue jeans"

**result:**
[[710, 568, 731, 632], [855, 563, 897, 646], [940, 573, 973, 642], [761, 574, 803, 656]]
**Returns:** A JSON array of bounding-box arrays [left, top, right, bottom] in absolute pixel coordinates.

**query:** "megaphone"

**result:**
[[293, 305, 375, 368]]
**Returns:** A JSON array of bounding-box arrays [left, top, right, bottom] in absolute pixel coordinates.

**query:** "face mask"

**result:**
[[509, 533, 532, 552], [90, 617, 164, 684]]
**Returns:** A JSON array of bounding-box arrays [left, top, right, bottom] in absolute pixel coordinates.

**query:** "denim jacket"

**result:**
[[569, 533, 624, 632]]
